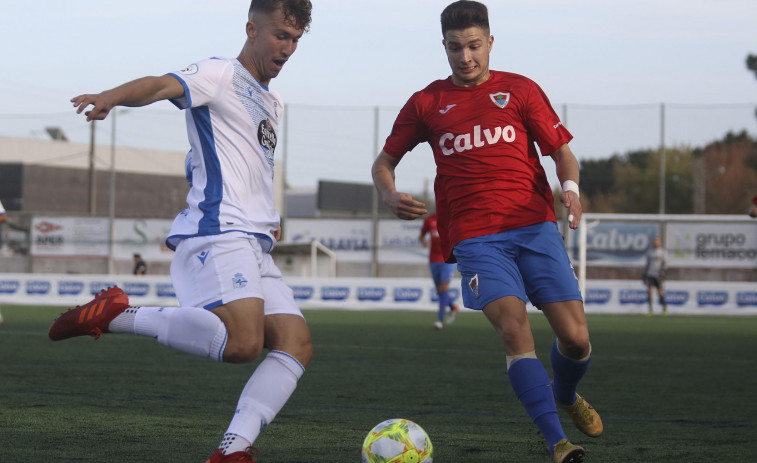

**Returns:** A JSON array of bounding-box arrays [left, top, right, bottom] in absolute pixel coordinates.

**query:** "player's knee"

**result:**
[[502, 313, 530, 338], [558, 331, 591, 359], [294, 340, 313, 368], [223, 337, 265, 364], [492, 317, 532, 353], [273, 337, 313, 368]]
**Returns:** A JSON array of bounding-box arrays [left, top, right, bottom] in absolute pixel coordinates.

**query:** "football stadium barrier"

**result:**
[[0, 274, 755, 316]]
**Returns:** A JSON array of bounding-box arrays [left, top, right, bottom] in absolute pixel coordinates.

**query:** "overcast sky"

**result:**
[[2, 0, 756, 192]]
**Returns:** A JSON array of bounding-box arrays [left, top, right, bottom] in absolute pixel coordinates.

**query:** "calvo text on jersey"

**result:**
[[439, 124, 517, 156]]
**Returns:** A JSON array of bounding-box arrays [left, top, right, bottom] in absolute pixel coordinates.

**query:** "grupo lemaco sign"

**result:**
[[667, 222, 757, 268], [572, 219, 757, 269]]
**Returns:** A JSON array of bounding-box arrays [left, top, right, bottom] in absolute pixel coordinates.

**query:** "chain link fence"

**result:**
[[3, 102, 755, 197]]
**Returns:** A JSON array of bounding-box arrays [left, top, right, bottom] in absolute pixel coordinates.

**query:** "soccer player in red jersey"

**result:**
[[372, 2, 601, 461], [420, 213, 459, 329]]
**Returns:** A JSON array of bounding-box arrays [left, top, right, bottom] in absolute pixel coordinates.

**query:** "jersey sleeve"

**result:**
[[382, 92, 428, 158], [167, 58, 231, 110], [523, 80, 573, 156], [420, 216, 430, 238]]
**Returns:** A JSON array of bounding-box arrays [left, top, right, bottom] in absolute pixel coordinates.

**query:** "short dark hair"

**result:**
[[249, 0, 313, 32], [441, 1, 489, 36]]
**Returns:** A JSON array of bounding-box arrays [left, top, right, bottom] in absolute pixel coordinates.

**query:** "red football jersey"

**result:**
[[383, 71, 572, 261], [420, 214, 445, 263]]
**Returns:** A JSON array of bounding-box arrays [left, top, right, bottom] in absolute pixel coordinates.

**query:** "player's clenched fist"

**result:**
[[384, 191, 428, 220]]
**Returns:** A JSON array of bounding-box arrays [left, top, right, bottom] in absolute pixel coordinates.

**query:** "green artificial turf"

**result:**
[[1, 305, 755, 462]]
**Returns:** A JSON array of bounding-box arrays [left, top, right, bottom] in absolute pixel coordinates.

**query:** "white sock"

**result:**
[[108, 306, 227, 362], [219, 433, 251, 455], [225, 350, 305, 445], [108, 307, 139, 333]]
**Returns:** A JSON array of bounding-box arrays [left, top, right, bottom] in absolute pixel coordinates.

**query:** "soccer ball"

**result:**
[[361, 418, 433, 463]]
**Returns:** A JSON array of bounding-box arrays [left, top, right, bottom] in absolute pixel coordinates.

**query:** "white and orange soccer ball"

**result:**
[[361, 418, 434, 463]]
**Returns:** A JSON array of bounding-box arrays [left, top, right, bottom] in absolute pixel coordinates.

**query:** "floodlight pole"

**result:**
[[658, 103, 666, 214], [281, 103, 288, 222], [88, 120, 97, 215], [562, 103, 572, 254], [371, 106, 380, 278], [107, 111, 117, 274]]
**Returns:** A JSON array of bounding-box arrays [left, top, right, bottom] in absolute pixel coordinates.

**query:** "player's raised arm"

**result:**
[[371, 151, 428, 220], [71, 75, 185, 121], [550, 143, 582, 230]]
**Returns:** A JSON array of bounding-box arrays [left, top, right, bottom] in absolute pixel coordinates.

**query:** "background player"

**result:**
[[643, 236, 668, 315], [419, 212, 459, 329], [371, 2, 601, 461], [48, 1, 312, 462]]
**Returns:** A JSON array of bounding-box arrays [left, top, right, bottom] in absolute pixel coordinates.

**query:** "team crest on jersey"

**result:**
[[178, 64, 199, 75], [468, 273, 479, 298], [490, 92, 510, 109], [232, 273, 248, 289]]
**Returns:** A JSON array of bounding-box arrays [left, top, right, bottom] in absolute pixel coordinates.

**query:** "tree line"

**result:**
[[573, 130, 757, 215], [564, 54, 757, 216]]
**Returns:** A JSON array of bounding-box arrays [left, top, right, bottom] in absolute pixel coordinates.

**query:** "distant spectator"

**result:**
[[0, 199, 6, 225], [0, 198, 6, 252], [749, 196, 757, 218], [0, 199, 6, 247], [133, 253, 147, 275]]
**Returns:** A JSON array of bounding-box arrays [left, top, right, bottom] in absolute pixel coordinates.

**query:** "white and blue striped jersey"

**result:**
[[165, 57, 283, 252]]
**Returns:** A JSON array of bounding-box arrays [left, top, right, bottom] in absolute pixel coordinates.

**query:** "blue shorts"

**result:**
[[452, 222, 582, 310], [429, 262, 455, 287]]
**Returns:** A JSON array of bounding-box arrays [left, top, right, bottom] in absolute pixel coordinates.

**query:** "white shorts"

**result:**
[[170, 232, 303, 318]]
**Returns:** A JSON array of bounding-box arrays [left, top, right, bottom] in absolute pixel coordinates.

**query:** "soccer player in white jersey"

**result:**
[[49, 1, 312, 462]]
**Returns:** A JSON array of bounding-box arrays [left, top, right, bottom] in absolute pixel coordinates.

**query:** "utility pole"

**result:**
[[108, 111, 117, 273], [371, 106, 380, 277], [89, 120, 96, 215], [658, 103, 666, 214]]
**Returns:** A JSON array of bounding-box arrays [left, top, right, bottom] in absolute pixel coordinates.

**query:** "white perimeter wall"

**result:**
[[1, 274, 755, 316]]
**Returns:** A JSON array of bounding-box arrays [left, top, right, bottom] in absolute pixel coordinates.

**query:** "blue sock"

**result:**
[[437, 291, 449, 321], [550, 341, 590, 406], [508, 358, 566, 450]]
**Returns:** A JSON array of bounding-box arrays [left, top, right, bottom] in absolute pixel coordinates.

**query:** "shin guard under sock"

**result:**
[[550, 341, 591, 406], [226, 350, 306, 445], [508, 358, 566, 449], [111, 306, 228, 362]]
